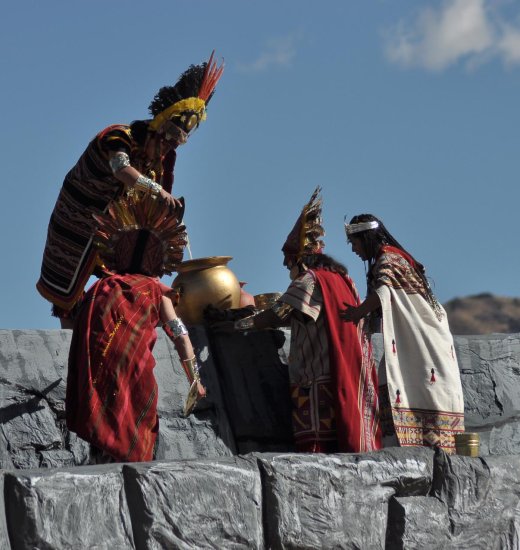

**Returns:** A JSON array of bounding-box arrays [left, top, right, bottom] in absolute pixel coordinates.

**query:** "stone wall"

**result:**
[[4, 448, 520, 548], [1, 328, 520, 548], [0, 328, 236, 469]]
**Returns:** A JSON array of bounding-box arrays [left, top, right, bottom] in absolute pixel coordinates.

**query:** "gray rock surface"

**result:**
[[431, 450, 520, 549], [258, 447, 434, 549], [2, 446, 520, 549], [454, 333, 520, 456], [385, 495, 450, 549], [0, 328, 235, 469], [153, 325, 236, 459], [2, 329, 520, 548], [0, 330, 70, 469], [0, 474, 11, 550], [4, 464, 134, 549], [124, 456, 263, 549], [3, 329, 520, 468]]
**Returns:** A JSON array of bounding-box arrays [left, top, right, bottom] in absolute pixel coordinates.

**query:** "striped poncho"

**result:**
[[37, 124, 175, 315]]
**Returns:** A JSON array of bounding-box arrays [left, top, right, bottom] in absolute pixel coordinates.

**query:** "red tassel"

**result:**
[[392, 339, 396, 354], [395, 389, 401, 404], [430, 368, 436, 383]]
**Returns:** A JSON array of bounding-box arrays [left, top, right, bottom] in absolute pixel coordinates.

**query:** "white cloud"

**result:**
[[236, 34, 300, 73], [498, 24, 520, 65], [385, 0, 520, 72]]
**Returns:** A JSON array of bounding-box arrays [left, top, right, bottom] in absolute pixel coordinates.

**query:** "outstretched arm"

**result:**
[[212, 301, 292, 333], [340, 292, 381, 324], [235, 307, 288, 330]]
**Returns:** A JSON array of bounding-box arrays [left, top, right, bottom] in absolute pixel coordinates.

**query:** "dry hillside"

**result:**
[[444, 293, 520, 335]]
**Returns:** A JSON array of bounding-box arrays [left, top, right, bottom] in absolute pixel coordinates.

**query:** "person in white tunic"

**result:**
[[340, 214, 464, 454]]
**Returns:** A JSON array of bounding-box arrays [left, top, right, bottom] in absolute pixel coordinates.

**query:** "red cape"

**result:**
[[66, 274, 162, 461], [314, 269, 381, 452]]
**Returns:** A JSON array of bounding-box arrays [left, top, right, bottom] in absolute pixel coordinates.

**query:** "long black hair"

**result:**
[[298, 253, 348, 276], [348, 214, 441, 314]]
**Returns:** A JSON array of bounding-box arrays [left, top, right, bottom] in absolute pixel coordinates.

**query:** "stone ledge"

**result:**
[[2, 448, 520, 549], [2, 329, 520, 548]]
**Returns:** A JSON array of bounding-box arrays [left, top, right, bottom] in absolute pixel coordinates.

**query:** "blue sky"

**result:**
[[2, 0, 520, 329]]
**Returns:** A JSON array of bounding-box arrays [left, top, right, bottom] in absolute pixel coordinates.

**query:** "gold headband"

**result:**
[[149, 97, 206, 132]]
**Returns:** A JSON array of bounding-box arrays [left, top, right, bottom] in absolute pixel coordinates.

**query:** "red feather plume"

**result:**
[[198, 50, 224, 102]]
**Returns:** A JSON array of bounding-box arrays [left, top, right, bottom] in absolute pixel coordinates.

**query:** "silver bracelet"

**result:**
[[165, 318, 188, 339], [234, 316, 255, 331], [109, 152, 130, 174], [135, 174, 162, 195]]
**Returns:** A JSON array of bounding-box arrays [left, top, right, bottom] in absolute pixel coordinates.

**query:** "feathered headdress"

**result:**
[[148, 50, 224, 134], [282, 186, 325, 261], [93, 191, 187, 277]]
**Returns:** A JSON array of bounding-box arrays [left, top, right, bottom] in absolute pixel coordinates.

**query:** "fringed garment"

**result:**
[[372, 246, 465, 454], [36, 124, 176, 314], [66, 274, 167, 462], [282, 269, 381, 453]]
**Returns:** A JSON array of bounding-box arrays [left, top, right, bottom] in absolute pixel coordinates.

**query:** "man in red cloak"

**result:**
[[215, 187, 381, 453]]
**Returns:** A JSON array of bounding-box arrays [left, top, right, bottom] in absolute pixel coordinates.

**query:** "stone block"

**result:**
[[123, 456, 263, 549], [4, 464, 134, 549], [385, 495, 450, 549], [0, 330, 70, 469], [454, 334, 520, 427], [455, 333, 520, 456], [258, 447, 434, 549], [0, 474, 12, 550], [153, 327, 236, 460], [432, 449, 520, 548], [153, 414, 233, 461]]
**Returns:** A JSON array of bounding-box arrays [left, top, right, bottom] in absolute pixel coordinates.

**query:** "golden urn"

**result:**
[[172, 256, 241, 324]]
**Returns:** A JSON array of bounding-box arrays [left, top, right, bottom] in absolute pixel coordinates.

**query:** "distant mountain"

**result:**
[[444, 293, 520, 335]]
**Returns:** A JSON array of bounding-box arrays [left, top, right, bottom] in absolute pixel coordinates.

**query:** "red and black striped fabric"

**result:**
[[66, 274, 163, 462], [36, 125, 176, 314]]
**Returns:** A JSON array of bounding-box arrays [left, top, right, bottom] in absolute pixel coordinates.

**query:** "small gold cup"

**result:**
[[455, 432, 480, 457], [254, 292, 282, 311]]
